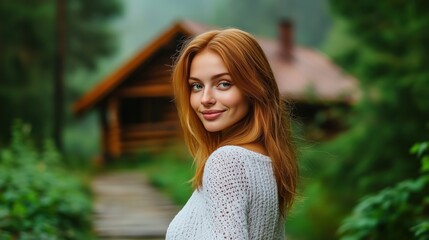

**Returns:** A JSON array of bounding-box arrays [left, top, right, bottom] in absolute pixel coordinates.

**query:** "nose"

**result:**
[[201, 88, 215, 106]]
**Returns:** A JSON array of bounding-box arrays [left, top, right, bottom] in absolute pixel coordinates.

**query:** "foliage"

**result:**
[[0, 0, 122, 144], [324, 0, 429, 191], [286, 180, 345, 240], [287, 1, 429, 238], [111, 145, 194, 206], [338, 141, 429, 240], [310, 0, 429, 223], [0, 120, 93, 239], [134, 146, 194, 206]]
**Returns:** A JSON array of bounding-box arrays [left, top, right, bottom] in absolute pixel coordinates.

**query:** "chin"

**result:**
[[203, 123, 226, 133], [204, 126, 223, 132]]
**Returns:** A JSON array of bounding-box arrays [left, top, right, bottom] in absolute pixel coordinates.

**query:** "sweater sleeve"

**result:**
[[202, 147, 250, 240]]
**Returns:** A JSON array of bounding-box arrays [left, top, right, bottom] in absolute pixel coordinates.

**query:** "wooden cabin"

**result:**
[[73, 19, 359, 161]]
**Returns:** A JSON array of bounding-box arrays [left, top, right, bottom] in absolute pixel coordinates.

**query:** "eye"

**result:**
[[190, 82, 203, 92], [218, 81, 232, 89]]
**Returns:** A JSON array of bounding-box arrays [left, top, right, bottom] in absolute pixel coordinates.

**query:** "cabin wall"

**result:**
[[100, 42, 180, 157]]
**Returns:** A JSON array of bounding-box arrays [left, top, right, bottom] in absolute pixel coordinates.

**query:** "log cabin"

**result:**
[[73, 19, 359, 162]]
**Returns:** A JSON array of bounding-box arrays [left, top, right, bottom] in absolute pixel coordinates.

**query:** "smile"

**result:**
[[201, 110, 225, 121]]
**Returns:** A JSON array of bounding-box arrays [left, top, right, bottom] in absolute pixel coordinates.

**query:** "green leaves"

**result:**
[[411, 142, 428, 158], [412, 221, 429, 240], [422, 156, 429, 173], [0, 0, 122, 144], [319, 2, 429, 237], [411, 141, 429, 174], [338, 141, 429, 239], [0, 121, 93, 239]]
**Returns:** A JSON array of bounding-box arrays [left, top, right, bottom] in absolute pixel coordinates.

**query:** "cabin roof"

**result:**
[[73, 19, 359, 116], [258, 38, 359, 103]]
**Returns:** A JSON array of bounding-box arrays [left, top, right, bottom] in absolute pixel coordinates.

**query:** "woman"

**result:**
[[166, 28, 298, 239]]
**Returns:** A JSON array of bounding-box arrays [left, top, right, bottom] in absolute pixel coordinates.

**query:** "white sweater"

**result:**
[[166, 145, 285, 240]]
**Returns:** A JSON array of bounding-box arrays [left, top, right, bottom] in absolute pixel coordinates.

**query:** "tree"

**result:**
[[312, 0, 429, 232], [54, 0, 66, 151], [0, 0, 122, 146]]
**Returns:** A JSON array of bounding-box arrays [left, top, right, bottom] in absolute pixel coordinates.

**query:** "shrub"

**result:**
[[0, 121, 93, 240], [134, 146, 194, 206], [338, 141, 429, 240]]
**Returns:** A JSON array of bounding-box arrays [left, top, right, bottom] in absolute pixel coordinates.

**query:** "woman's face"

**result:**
[[188, 49, 250, 132]]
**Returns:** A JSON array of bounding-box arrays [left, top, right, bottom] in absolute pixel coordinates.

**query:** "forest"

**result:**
[[0, 0, 428, 239]]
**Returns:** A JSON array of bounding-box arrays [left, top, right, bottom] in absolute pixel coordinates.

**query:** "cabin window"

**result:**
[[120, 97, 172, 125]]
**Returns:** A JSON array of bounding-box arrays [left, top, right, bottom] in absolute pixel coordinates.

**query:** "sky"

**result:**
[[111, 0, 217, 64]]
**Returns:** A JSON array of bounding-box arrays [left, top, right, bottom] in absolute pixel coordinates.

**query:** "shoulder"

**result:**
[[204, 146, 251, 178], [203, 146, 252, 193], [206, 146, 246, 164], [211, 145, 250, 157], [207, 145, 252, 166], [208, 145, 270, 164], [204, 145, 269, 175]]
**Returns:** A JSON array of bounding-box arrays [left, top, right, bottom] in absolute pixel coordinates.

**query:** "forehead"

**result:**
[[189, 50, 228, 78]]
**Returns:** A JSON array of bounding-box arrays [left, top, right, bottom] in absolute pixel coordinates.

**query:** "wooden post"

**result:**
[[98, 104, 109, 165], [107, 96, 122, 158]]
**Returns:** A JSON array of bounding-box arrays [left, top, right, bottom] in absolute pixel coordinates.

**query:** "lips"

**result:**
[[201, 110, 225, 121]]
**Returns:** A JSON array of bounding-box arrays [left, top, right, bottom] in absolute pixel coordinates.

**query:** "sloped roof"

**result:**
[[73, 19, 359, 116], [258, 38, 359, 102]]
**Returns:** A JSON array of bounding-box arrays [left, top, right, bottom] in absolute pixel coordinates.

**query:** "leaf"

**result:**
[[11, 202, 27, 218], [421, 156, 429, 173], [411, 221, 429, 239], [411, 142, 429, 158], [0, 207, 9, 219]]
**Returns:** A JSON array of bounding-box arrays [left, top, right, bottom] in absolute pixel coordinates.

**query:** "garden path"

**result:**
[[91, 171, 179, 240]]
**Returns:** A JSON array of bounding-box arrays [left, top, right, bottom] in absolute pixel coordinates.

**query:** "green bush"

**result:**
[[137, 146, 194, 206], [338, 141, 429, 240], [0, 121, 93, 239]]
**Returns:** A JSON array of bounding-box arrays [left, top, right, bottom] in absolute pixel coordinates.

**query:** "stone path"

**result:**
[[91, 171, 180, 240]]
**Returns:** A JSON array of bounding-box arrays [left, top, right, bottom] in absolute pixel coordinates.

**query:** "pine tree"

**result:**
[[0, 0, 122, 145]]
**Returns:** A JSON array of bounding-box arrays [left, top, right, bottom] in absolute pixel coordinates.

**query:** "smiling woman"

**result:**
[[167, 28, 298, 240]]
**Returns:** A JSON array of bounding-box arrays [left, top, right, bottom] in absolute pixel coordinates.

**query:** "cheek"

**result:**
[[239, 97, 250, 116], [189, 93, 199, 112], [225, 92, 249, 113]]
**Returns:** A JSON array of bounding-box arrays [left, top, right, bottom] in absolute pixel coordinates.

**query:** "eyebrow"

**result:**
[[189, 73, 230, 81]]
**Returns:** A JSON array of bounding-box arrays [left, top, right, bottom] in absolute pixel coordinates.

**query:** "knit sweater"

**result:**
[[166, 145, 285, 240]]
